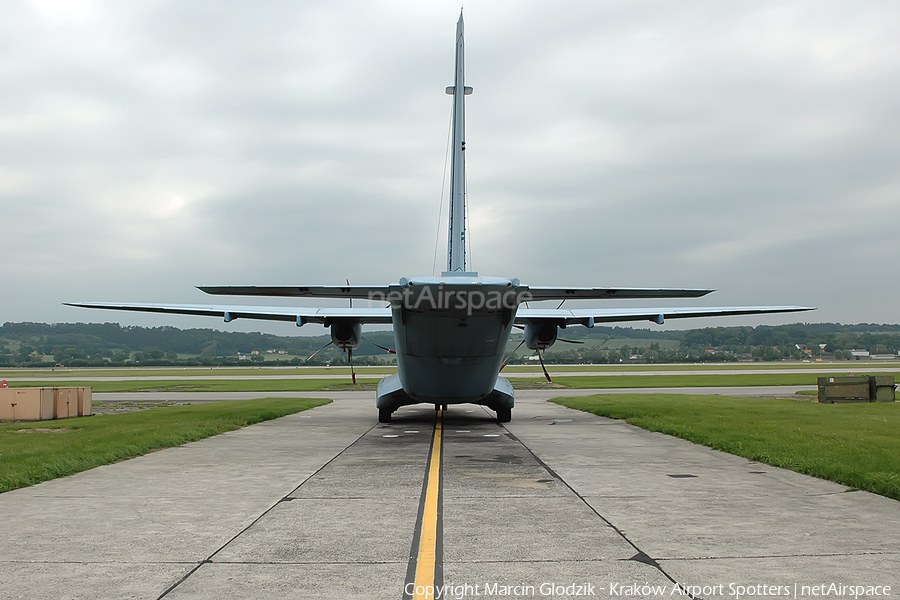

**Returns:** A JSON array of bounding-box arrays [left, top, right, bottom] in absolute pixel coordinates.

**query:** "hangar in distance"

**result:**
[[67, 12, 814, 423]]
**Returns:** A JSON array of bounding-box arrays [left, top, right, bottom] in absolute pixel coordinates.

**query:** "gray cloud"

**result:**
[[2, 0, 898, 334]]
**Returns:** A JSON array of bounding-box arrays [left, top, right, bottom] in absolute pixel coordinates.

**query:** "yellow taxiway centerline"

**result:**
[[413, 411, 443, 600]]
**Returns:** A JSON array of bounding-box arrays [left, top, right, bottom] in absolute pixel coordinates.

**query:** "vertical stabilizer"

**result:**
[[446, 10, 472, 273]]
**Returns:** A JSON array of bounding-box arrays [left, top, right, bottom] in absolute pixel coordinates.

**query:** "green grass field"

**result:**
[[522, 371, 897, 389], [552, 394, 900, 500], [2, 373, 828, 393], [6, 379, 353, 392], [0, 398, 330, 493], [3, 362, 898, 380], [8, 369, 896, 393]]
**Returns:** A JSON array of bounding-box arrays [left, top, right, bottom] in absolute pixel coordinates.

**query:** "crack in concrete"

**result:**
[[658, 551, 900, 561], [501, 427, 701, 599], [154, 421, 378, 599], [208, 560, 408, 565]]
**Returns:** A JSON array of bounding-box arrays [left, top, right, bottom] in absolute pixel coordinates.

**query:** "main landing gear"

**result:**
[[378, 404, 510, 423]]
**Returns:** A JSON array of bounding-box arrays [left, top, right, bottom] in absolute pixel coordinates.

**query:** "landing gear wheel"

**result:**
[[378, 408, 392, 423], [496, 407, 512, 423], [441, 403, 448, 411]]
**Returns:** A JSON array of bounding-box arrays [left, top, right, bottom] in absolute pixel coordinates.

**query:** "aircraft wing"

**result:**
[[62, 302, 393, 325], [515, 305, 815, 326], [525, 287, 714, 300]]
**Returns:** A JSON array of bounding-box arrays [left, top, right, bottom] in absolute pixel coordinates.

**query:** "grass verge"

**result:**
[[10, 379, 350, 392], [551, 394, 900, 501], [9, 371, 860, 392], [0, 397, 330, 493], [535, 372, 896, 389]]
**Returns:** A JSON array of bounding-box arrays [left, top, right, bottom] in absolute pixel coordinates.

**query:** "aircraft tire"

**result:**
[[378, 408, 392, 423], [496, 407, 511, 423]]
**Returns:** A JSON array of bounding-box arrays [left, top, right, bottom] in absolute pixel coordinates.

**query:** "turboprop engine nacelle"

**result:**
[[328, 320, 362, 350], [524, 321, 559, 350]]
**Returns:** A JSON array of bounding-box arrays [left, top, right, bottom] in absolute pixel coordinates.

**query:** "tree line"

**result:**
[[1, 321, 898, 367], [523, 323, 900, 364], [0, 322, 395, 367]]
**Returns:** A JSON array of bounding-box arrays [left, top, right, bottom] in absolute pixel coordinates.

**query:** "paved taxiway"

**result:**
[[1, 391, 898, 599]]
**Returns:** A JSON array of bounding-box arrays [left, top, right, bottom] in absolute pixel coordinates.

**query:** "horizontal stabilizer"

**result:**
[[198, 285, 391, 299], [63, 302, 393, 325], [525, 287, 714, 301]]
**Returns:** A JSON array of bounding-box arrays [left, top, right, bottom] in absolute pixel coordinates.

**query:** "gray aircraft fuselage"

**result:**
[[376, 276, 525, 415]]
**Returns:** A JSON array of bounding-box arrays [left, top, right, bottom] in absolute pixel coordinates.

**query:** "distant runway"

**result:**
[[4, 364, 897, 383], [1, 390, 897, 599]]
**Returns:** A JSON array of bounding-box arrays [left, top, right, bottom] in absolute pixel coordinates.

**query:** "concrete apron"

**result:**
[[0, 391, 897, 599]]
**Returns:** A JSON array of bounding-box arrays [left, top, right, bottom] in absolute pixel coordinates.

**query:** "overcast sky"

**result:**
[[2, 0, 898, 335]]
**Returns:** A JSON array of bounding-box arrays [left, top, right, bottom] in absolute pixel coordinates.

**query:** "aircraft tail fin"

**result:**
[[446, 10, 470, 274]]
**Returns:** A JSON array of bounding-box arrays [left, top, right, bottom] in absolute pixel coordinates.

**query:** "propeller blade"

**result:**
[[538, 350, 551, 382], [363, 336, 396, 354], [557, 338, 585, 344], [307, 340, 333, 361], [500, 339, 526, 371], [349, 347, 356, 384]]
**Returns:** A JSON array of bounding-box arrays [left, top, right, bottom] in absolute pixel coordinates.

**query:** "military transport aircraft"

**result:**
[[67, 12, 813, 423]]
